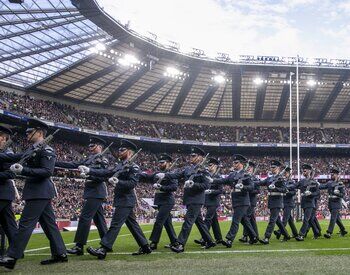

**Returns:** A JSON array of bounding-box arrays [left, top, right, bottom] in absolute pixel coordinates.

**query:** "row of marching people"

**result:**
[[0, 120, 347, 270]]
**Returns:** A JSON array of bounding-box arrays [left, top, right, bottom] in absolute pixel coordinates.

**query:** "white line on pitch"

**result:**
[[25, 247, 350, 256], [25, 226, 181, 253]]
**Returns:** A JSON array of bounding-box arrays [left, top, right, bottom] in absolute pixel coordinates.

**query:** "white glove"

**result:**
[[204, 189, 212, 195], [184, 180, 194, 188], [207, 177, 214, 183], [80, 173, 87, 178], [156, 173, 165, 180], [268, 184, 276, 190], [10, 163, 23, 174], [78, 165, 90, 174], [334, 189, 340, 195], [304, 190, 312, 196], [108, 177, 119, 184], [153, 183, 161, 189], [235, 183, 244, 189]]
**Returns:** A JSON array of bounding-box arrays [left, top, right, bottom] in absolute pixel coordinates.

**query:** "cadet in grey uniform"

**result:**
[[0, 119, 67, 270], [295, 164, 320, 241], [214, 154, 258, 248], [140, 153, 178, 250], [0, 126, 18, 248], [162, 146, 215, 253], [55, 136, 109, 255], [83, 140, 151, 259], [320, 167, 347, 239], [274, 167, 298, 239], [194, 157, 224, 246], [239, 161, 260, 243], [259, 160, 290, 244]]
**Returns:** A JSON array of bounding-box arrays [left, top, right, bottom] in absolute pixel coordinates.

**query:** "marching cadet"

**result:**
[[319, 166, 347, 239], [213, 154, 258, 248], [158, 146, 215, 253], [259, 160, 290, 244], [55, 136, 109, 255], [139, 153, 178, 250], [194, 157, 225, 246], [239, 161, 260, 243], [79, 139, 151, 259], [274, 167, 298, 239], [0, 126, 18, 248], [0, 119, 67, 270], [295, 164, 320, 241]]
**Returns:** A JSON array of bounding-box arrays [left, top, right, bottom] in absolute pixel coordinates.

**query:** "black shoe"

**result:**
[[295, 235, 304, 241], [87, 247, 107, 260], [274, 230, 281, 240], [223, 239, 233, 248], [292, 234, 298, 239], [281, 235, 291, 242], [149, 242, 157, 250], [165, 241, 179, 249], [40, 254, 68, 265], [0, 256, 17, 270], [194, 239, 205, 246], [132, 245, 152, 256], [324, 232, 331, 239], [239, 236, 248, 243], [170, 243, 184, 253], [216, 239, 226, 246], [340, 230, 348, 237], [249, 237, 259, 245], [203, 241, 216, 249], [313, 233, 321, 239], [67, 245, 84, 256], [259, 238, 269, 245]]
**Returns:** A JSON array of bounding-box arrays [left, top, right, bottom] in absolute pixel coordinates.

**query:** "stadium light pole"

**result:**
[[289, 72, 294, 171], [296, 55, 300, 182]]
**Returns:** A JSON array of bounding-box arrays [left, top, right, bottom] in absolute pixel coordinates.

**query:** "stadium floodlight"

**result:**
[[95, 43, 106, 52], [306, 79, 317, 87], [213, 75, 226, 84], [166, 67, 181, 76], [253, 78, 264, 85], [118, 54, 140, 67]]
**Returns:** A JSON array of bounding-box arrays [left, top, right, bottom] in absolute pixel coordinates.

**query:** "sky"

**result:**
[[98, 0, 350, 59]]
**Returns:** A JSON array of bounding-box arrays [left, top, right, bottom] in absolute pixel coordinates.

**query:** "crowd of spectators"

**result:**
[[2, 90, 350, 144]]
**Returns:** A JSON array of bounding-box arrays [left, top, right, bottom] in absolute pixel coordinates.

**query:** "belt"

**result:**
[[232, 189, 242, 193], [155, 190, 165, 194], [268, 192, 283, 196], [329, 195, 339, 199]]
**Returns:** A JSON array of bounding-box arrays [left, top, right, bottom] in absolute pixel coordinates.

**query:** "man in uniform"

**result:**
[[0, 119, 67, 270], [81, 139, 151, 259], [274, 167, 298, 239], [0, 126, 18, 248], [320, 166, 347, 239], [159, 146, 215, 253], [213, 154, 258, 248], [259, 160, 290, 244], [55, 136, 109, 255], [295, 164, 320, 241], [239, 161, 260, 243], [140, 153, 178, 250], [194, 157, 224, 246]]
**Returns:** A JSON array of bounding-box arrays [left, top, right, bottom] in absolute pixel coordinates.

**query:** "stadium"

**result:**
[[0, 0, 350, 273]]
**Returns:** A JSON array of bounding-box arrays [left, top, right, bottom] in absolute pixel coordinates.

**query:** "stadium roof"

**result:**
[[1, 0, 350, 123]]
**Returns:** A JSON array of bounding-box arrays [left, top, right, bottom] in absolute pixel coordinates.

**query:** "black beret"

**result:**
[[330, 167, 340, 174], [302, 164, 312, 170], [248, 160, 256, 167], [190, 146, 205, 156], [208, 157, 220, 165], [0, 125, 12, 135], [270, 160, 282, 167], [284, 167, 291, 172], [158, 153, 172, 162], [89, 136, 106, 146], [233, 154, 247, 163], [120, 139, 138, 151], [26, 118, 49, 133]]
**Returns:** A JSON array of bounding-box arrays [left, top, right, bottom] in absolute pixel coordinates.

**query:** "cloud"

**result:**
[[98, 0, 350, 59]]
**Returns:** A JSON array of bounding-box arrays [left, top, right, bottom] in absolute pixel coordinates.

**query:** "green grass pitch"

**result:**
[[4, 220, 350, 274]]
